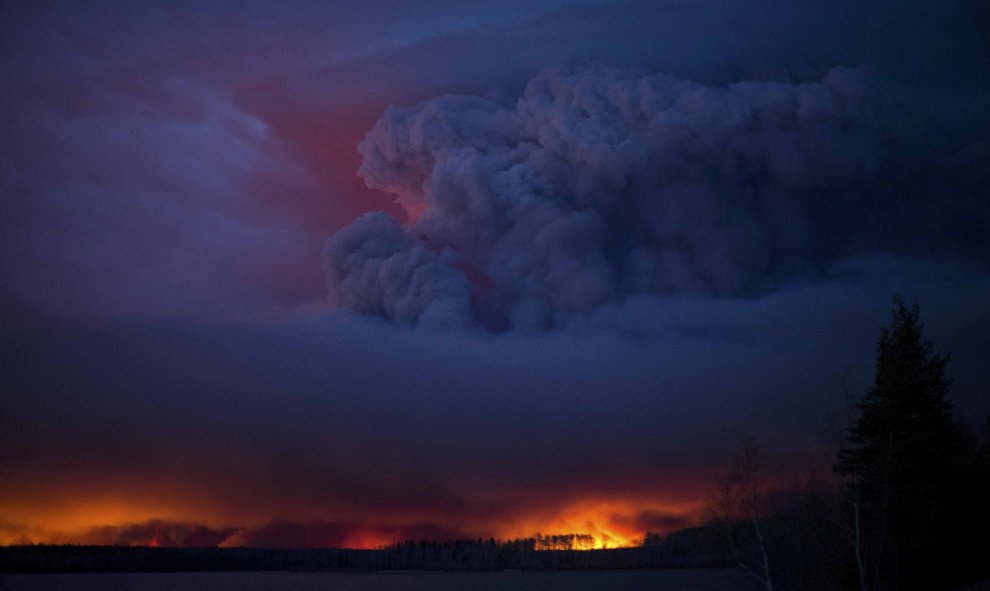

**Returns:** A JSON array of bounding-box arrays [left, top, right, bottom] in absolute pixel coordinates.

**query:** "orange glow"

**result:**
[[493, 497, 702, 550], [348, 532, 394, 550], [147, 522, 163, 548], [0, 496, 224, 546], [0, 491, 704, 549]]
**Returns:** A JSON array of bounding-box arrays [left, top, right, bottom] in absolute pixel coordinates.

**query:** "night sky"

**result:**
[[2, 0, 989, 549]]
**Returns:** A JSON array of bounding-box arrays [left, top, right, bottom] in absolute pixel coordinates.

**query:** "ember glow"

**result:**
[[2, 0, 989, 552], [0, 494, 697, 549]]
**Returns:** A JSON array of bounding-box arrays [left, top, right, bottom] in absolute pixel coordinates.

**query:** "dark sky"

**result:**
[[1, 0, 988, 548]]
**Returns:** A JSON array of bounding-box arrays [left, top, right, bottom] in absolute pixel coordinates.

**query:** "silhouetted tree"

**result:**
[[712, 437, 775, 591], [835, 296, 979, 591]]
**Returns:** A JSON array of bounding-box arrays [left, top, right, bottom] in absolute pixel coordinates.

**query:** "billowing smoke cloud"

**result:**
[[325, 64, 987, 330], [324, 212, 473, 328]]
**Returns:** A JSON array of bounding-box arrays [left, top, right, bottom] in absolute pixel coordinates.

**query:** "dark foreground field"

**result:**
[[0, 542, 729, 573], [0, 569, 745, 591]]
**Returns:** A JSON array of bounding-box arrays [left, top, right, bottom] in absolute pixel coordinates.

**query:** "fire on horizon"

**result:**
[[2, 0, 989, 556]]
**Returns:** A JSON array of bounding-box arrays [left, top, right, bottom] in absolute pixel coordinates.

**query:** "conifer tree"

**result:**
[[836, 296, 972, 591]]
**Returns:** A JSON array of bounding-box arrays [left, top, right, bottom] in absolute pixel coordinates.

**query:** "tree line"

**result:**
[[0, 539, 732, 573]]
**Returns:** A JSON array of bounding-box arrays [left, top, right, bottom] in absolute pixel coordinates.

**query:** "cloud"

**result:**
[[0, 69, 328, 320], [326, 64, 988, 330], [4, 1, 987, 321], [324, 212, 473, 328]]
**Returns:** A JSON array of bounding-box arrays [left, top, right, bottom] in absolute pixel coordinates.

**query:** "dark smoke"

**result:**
[[68, 520, 237, 547], [325, 64, 987, 330]]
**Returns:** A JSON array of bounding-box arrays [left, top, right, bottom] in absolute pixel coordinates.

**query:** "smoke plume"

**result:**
[[325, 64, 986, 330]]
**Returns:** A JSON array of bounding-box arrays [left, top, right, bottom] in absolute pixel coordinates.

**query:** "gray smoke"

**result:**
[[324, 211, 473, 328], [325, 64, 985, 330]]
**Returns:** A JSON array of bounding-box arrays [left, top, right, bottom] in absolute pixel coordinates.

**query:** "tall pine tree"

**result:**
[[836, 296, 977, 591]]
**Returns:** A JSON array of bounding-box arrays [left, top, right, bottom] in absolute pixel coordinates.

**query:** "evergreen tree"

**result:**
[[836, 296, 976, 591]]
